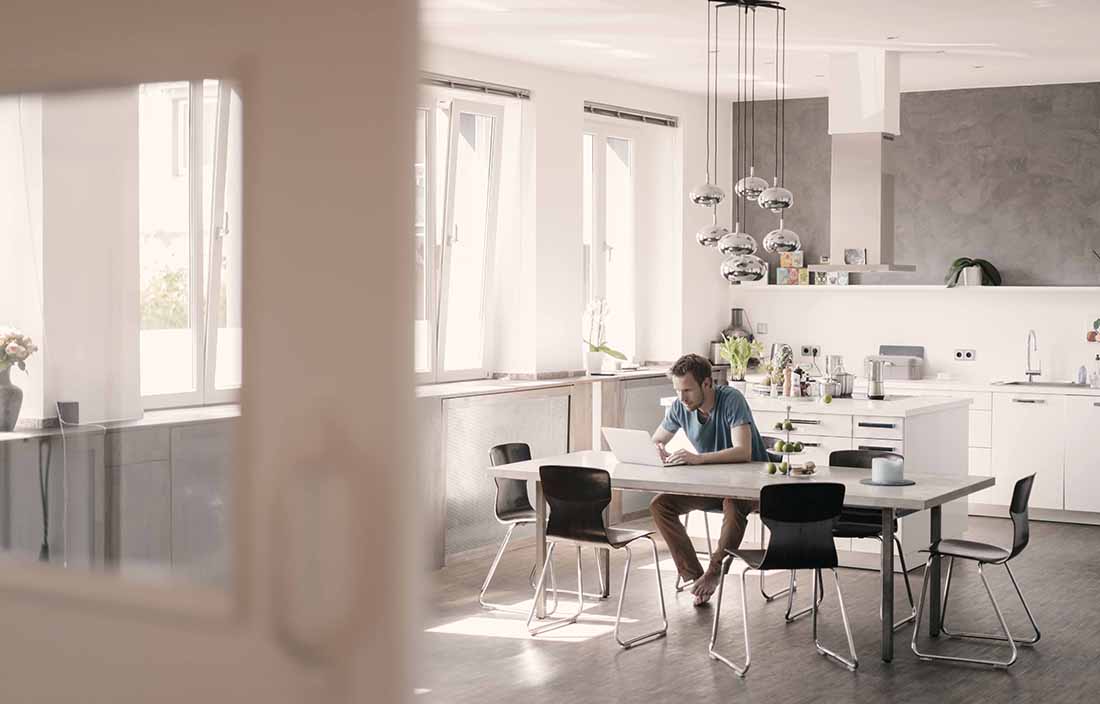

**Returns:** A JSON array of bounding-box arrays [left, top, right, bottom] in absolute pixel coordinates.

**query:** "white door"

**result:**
[[992, 393, 1066, 510], [1064, 396, 1100, 512], [0, 2, 415, 702]]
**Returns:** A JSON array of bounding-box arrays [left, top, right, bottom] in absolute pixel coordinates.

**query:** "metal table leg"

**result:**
[[535, 481, 547, 619], [881, 507, 895, 662], [929, 505, 942, 637], [598, 547, 611, 598]]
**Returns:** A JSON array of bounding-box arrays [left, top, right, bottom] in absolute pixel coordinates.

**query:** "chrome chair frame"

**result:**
[[526, 536, 667, 649], [674, 509, 792, 602]]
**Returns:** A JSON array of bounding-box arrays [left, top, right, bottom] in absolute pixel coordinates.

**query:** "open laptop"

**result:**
[[602, 427, 685, 467]]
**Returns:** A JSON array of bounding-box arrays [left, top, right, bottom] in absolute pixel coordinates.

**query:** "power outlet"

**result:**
[[954, 349, 977, 362], [756, 323, 768, 335], [800, 344, 821, 359]]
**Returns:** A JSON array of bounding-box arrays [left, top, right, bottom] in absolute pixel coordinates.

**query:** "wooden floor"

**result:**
[[418, 515, 1100, 703]]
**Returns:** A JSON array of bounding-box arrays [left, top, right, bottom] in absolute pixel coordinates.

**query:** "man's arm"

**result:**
[[652, 426, 675, 461], [668, 424, 754, 465]]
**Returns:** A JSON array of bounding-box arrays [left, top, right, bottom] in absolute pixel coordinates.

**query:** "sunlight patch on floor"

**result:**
[[426, 598, 638, 642]]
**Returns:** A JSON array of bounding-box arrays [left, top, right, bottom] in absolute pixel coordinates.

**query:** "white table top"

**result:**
[[488, 450, 993, 512]]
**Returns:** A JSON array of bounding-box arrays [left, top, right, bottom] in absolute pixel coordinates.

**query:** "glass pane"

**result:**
[[441, 110, 495, 372], [139, 81, 195, 395], [200, 79, 219, 301], [604, 136, 634, 361], [214, 87, 242, 390], [582, 133, 594, 307], [414, 109, 431, 375], [0, 84, 238, 592]]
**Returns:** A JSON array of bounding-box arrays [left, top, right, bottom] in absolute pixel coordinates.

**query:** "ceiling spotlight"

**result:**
[[973, 64, 985, 69], [886, 35, 900, 40]]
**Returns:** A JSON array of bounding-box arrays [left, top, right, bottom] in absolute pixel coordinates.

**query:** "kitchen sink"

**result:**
[[995, 381, 1089, 389]]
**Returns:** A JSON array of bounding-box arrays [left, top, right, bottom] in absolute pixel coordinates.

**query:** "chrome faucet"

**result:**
[[1025, 329, 1041, 382]]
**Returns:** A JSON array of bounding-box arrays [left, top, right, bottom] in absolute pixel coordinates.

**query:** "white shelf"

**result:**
[[807, 264, 917, 273]]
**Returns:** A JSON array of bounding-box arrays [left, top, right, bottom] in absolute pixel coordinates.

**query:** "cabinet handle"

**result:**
[[789, 419, 821, 425], [1094, 402, 1100, 408], [859, 445, 897, 452], [800, 442, 821, 447], [857, 421, 897, 429], [1011, 398, 1045, 404]]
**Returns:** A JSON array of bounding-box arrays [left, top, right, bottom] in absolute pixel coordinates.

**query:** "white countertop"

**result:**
[[661, 392, 971, 418], [0, 404, 240, 443], [415, 368, 669, 400], [857, 377, 1100, 398]]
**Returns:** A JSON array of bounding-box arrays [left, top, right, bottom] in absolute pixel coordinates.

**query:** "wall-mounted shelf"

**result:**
[[807, 264, 917, 273]]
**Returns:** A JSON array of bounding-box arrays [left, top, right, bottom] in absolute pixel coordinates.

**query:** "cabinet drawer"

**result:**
[[753, 410, 852, 439], [853, 416, 904, 440], [853, 438, 904, 455], [969, 410, 992, 448], [790, 434, 851, 468]]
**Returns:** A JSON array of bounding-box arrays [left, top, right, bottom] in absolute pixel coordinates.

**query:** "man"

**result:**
[[650, 353, 770, 606]]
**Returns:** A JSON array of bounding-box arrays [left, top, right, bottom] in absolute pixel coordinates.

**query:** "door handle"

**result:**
[[800, 442, 821, 447], [789, 418, 821, 425], [857, 421, 897, 429]]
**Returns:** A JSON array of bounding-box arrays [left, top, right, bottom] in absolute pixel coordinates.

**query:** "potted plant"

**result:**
[[718, 335, 764, 384], [582, 298, 626, 374], [0, 327, 38, 432], [945, 257, 1002, 287]]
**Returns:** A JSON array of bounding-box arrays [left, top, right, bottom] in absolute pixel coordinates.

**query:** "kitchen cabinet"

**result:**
[[171, 422, 235, 587], [992, 393, 1065, 510], [968, 447, 994, 504], [1064, 396, 1100, 513]]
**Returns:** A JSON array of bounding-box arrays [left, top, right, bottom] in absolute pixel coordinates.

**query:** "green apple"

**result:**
[[775, 440, 786, 452], [783, 420, 794, 431], [823, 394, 833, 404], [766, 462, 777, 474], [779, 461, 789, 474], [774, 421, 784, 431], [792, 441, 804, 452]]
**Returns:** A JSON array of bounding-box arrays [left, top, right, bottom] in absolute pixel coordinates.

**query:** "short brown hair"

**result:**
[[669, 353, 712, 386]]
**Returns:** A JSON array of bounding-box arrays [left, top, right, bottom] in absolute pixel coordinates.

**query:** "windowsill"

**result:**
[[0, 404, 240, 443], [415, 368, 670, 400]]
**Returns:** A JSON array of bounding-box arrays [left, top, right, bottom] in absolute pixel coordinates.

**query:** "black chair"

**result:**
[[783, 450, 917, 629], [526, 466, 667, 649], [675, 435, 791, 603], [709, 483, 858, 677], [480, 444, 608, 612], [911, 474, 1040, 669]]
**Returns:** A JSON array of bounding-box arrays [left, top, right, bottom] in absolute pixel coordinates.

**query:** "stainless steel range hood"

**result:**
[[808, 50, 915, 274]]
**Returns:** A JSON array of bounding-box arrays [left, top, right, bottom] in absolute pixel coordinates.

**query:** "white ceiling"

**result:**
[[422, 0, 1100, 98]]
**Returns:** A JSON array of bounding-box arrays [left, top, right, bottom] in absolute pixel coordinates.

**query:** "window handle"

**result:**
[[605, 243, 614, 262], [215, 211, 229, 239], [449, 223, 459, 246]]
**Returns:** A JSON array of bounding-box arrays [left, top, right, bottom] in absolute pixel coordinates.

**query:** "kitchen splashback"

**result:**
[[732, 287, 1100, 383]]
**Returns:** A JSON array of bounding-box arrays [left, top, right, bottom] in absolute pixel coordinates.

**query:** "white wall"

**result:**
[[421, 45, 729, 373], [733, 287, 1100, 383]]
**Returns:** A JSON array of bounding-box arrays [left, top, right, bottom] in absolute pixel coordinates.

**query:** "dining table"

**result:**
[[487, 449, 995, 662]]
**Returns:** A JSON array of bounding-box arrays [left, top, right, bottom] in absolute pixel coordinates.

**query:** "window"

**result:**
[[582, 122, 637, 362], [415, 94, 505, 383], [139, 80, 241, 407]]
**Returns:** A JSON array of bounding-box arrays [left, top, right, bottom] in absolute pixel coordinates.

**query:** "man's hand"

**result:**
[[667, 449, 705, 466], [655, 442, 670, 461]]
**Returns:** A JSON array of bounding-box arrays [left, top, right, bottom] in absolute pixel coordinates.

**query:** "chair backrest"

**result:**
[[758, 483, 845, 571], [760, 435, 783, 463], [1008, 474, 1035, 559], [488, 443, 534, 519], [828, 449, 904, 469], [539, 465, 611, 544]]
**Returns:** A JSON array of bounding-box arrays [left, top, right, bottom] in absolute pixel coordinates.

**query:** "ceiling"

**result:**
[[421, 0, 1100, 99]]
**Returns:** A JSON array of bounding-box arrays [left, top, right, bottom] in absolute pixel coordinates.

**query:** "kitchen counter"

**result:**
[[661, 392, 971, 418], [0, 404, 240, 444], [856, 377, 1100, 398], [415, 368, 669, 400]]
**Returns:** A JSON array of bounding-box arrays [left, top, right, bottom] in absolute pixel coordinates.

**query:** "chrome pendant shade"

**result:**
[[690, 181, 726, 207], [718, 224, 758, 256], [696, 221, 731, 247], [721, 253, 767, 283], [758, 181, 793, 212], [762, 219, 801, 253], [734, 168, 768, 200]]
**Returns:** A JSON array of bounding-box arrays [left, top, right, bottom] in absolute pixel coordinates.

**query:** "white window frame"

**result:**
[[143, 80, 241, 410], [583, 118, 638, 361], [415, 91, 505, 384]]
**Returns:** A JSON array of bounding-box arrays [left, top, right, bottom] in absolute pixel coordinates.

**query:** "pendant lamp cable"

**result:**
[[704, 0, 711, 184]]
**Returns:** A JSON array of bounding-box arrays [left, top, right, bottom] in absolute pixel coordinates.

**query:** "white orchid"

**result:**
[[0, 328, 38, 372], [581, 298, 626, 360]]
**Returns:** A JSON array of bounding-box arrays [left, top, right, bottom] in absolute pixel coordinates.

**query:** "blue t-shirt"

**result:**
[[661, 385, 769, 462]]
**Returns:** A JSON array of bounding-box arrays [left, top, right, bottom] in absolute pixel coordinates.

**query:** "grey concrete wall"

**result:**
[[737, 83, 1100, 285]]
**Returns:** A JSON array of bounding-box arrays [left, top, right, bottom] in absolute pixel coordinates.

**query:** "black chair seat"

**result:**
[[924, 539, 1010, 564], [834, 520, 888, 539], [606, 527, 656, 548], [728, 548, 766, 570], [497, 507, 537, 523]]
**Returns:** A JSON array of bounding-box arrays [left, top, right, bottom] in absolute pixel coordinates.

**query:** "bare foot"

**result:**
[[691, 571, 721, 606]]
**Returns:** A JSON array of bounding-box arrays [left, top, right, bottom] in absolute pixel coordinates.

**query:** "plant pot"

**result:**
[[0, 366, 23, 432], [585, 350, 604, 375], [958, 265, 984, 286]]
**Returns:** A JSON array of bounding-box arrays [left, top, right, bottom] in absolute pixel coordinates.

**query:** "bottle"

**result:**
[[1092, 355, 1100, 389]]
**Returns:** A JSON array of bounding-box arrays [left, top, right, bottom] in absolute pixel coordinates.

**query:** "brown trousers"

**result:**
[[649, 494, 759, 581]]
